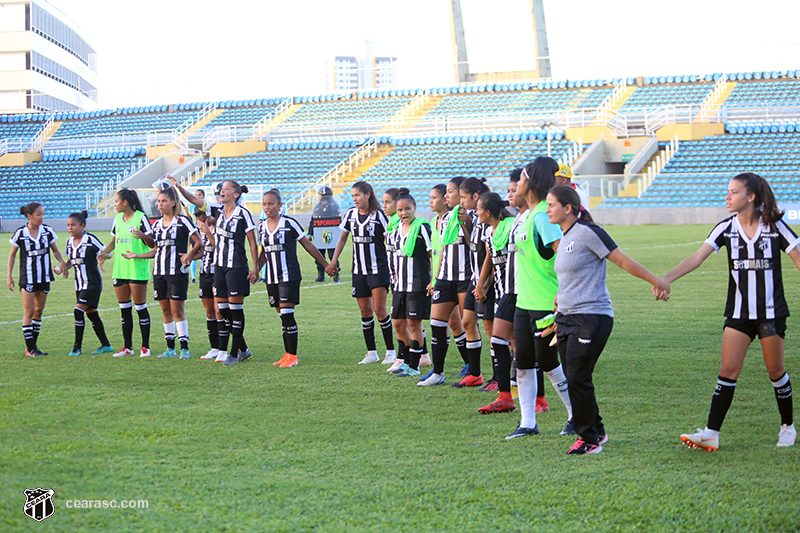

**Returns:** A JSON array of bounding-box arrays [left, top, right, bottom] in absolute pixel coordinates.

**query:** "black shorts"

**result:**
[[352, 271, 391, 298], [494, 293, 517, 323], [431, 278, 470, 305], [153, 274, 189, 301], [267, 280, 301, 307], [463, 283, 495, 320], [112, 278, 148, 287], [724, 317, 786, 340], [76, 287, 102, 309], [213, 267, 250, 299], [391, 291, 431, 320], [198, 272, 215, 299], [21, 282, 50, 294]]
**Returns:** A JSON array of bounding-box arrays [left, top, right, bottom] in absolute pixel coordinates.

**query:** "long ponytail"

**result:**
[[732, 172, 783, 228]]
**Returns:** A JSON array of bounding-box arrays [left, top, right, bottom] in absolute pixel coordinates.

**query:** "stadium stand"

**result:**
[[52, 110, 198, 138], [275, 96, 414, 128], [618, 84, 711, 111]]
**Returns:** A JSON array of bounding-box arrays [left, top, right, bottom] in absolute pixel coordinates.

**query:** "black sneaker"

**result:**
[[315, 274, 325, 282], [33, 347, 48, 356], [566, 440, 602, 455], [333, 273, 340, 283], [239, 348, 252, 362], [222, 354, 240, 366], [560, 419, 576, 436], [191, 278, 196, 284], [505, 425, 539, 440]]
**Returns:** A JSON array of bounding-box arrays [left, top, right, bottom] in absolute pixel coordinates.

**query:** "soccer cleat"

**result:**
[[505, 425, 539, 440], [387, 359, 405, 373], [273, 353, 289, 366], [239, 348, 252, 362], [455, 364, 470, 378], [396, 366, 421, 378], [417, 373, 445, 387], [419, 369, 435, 381], [179, 348, 191, 360], [452, 374, 484, 388], [32, 347, 48, 356], [91, 345, 114, 354], [479, 379, 498, 392], [113, 348, 134, 358], [279, 354, 298, 368], [25, 349, 38, 357], [560, 419, 576, 436], [599, 431, 609, 445], [566, 439, 602, 455], [358, 351, 380, 364], [333, 273, 340, 283], [382, 350, 397, 364], [158, 348, 177, 358], [680, 428, 719, 451], [68, 348, 82, 357], [201, 349, 219, 360], [478, 398, 516, 414], [222, 353, 240, 366], [215, 351, 228, 363], [777, 423, 796, 447], [535, 396, 550, 413], [140, 347, 151, 358], [418, 353, 432, 367]]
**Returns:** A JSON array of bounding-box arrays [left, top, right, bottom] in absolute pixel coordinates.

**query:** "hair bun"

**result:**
[[19, 207, 26, 215], [240, 185, 249, 194], [398, 187, 410, 195], [80, 210, 89, 219]]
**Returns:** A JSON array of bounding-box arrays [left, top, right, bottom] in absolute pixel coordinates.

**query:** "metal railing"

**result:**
[[558, 139, 583, 166], [89, 157, 153, 217], [28, 115, 55, 152], [637, 134, 680, 196], [254, 97, 294, 140], [0, 138, 8, 157], [624, 135, 658, 178], [696, 74, 728, 121]]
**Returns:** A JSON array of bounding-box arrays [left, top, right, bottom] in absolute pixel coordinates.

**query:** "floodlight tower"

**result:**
[[448, 0, 551, 83]]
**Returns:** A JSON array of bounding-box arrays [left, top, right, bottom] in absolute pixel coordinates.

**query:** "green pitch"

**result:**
[[1, 225, 798, 532]]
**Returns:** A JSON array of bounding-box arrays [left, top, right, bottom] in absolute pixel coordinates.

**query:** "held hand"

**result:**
[[53, 265, 61, 276], [62, 267, 69, 279], [248, 269, 259, 283], [131, 230, 146, 240], [653, 279, 670, 301], [179, 253, 190, 266], [473, 286, 486, 303], [325, 263, 338, 277], [122, 252, 136, 260]]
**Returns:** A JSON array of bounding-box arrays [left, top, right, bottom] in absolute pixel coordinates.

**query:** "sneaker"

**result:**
[[387, 359, 405, 373], [479, 379, 498, 392], [32, 347, 48, 356], [201, 348, 219, 360], [68, 348, 81, 357], [273, 353, 290, 366], [390, 362, 409, 375], [452, 374, 484, 388], [358, 351, 380, 364], [222, 353, 240, 366], [396, 366, 421, 378], [333, 273, 340, 283], [239, 348, 252, 362], [279, 354, 298, 368], [382, 350, 397, 364], [777, 423, 796, 447], [505, 425, 539, 440], [419, 353, 432, 367], [315, 274, 325, 282], [24, 349, 39, 357], [455, 364, 470, 378], [158, 348, 177, 358], [566, 439, 602, 455], [113, 348, 134, 358], [419, 369, 435, 381], [599, 431, 609, 445], [417, 373, 445, 387], [680, 428, 719, 452], [91, 345, 113, 354], [179, 348, 191, 360], [192, 278, 197, 284], [478, 398, 516, 414], [560, 419, 576, 435], [535, 396, 550, 413], [140, 347, 151, 358], [215, 351, 228, 363]]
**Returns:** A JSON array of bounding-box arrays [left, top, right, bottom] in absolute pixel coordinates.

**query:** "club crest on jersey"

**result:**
[[23, 488, 55, 522], [368, 223, 376, 236], [564, 241, 574, 253], [758, 239, 769, 251]]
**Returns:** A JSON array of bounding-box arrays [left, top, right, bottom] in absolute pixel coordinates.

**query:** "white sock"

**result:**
[[545, 365, 573, 420], [176, 319, 189, 344], [517, 368, 538, 429]]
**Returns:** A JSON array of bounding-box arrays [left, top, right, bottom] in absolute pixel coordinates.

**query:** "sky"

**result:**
[[45, 0, 800, 108]]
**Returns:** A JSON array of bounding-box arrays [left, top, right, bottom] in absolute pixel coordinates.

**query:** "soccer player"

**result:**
[[326, 181, 395, 365], [663, 172, 799, 450], [193, 210, 223, 360], [123, 186, 203, 359], [189, 188, 206, 284], [386, 192, 432, 378], [256, 189, 330, 368], [62, 211, 112, 356], [546, 185, 668, 454], [7, 202, 67, 357]]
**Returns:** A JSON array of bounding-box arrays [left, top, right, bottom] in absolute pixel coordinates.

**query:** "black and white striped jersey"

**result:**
[[339, 207, 389, 276], [66, 232, 104, 291], [470, 222, 492, 285], [9, 224, 57, 285], [258, 215, 305, 284], [386, 225, 398, 285], [199, 226, 215, 275], [152, 215, 198, 276], [437, 209, 476, 282], [214, 205, 257, 269], [388, 223, 433, 292], [506, 210, 528, 296], [706, 216, 800, 320], [487, 228, 510, 301]]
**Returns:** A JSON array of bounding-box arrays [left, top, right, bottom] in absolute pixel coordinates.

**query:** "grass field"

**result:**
[[1, 224, 799, 532]]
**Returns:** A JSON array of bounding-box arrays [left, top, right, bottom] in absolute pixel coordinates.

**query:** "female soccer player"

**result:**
[[123, 186, 203, 359], [62, 211, 112, 356], [256, 189, 330, 368], [387, 192, 432, 378], [190, 188, 205, 284], [420, 176, 475, 386], [98, 189, 154, 357], [506, 157, 573, 439], [546, 185, 668, 454], [663, 173, 799, 450], [326, 181, 395, 365], [7, 202, 67, 357], [193, 210, 223, 360]]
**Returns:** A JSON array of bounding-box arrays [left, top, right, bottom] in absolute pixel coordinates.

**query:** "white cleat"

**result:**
[[140, 347, 151, 358], [777, 423, 797, 447], [381, 350, 397, 364], [680, 427, 719, 452], [358, 351, 380, 364], [215, 351, 228, 363], [386, 358, 405, 372], [417, 373, 445, 387], [201, 348, 219, 360], [112, 348, 134, 358]]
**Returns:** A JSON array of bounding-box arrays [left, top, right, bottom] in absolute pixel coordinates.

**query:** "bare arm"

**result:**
[[474, 248, 493, 301], [168, 175, 205, 209], [7, 247, 18, 290], [788, 246, 800, 272], [299, 236, 330, 269], [662, 243, 716, 284], [607, 248, 670, 299], [182, 233, 204, 265], [326, 232, 349, 276], [246, 229, 259, 282], [123, 249, 156, 260]]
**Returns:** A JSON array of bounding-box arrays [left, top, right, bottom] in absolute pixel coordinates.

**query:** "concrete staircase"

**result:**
[[379, 94, 444, 135], [618, 146, 667, 197], [696, 79, 737, 123], [329, 143, 394, 195]]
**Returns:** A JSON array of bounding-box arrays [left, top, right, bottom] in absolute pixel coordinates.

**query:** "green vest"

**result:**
[[515, 201, 559, 311], [113, 211, 151, 281]]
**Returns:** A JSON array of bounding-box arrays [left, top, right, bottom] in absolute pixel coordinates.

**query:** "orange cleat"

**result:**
[[478, 397, 516, 414], [535, 396, 550, 413], [273, 353, 290, 366], [452, 373, 484, 388], [279, 354, 298, 368]]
